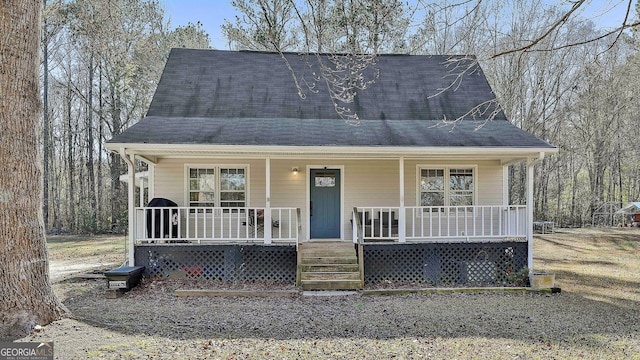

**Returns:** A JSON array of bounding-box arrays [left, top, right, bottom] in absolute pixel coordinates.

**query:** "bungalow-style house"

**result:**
[[106, 49, 557, 289]]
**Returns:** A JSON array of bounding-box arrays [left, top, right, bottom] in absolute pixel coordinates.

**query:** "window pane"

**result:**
[[201, 192, 215, 202], [315, 173, 335, 187], [221, 192, 245, 201], [221, 201, 244, 208], [221, 168, 245, 191], [199, 175, 215, 191], [450, 169, 473, 191], [421, 192, 444, 206], [450, 194, 473, 206], [421, 169, 444, 191], [189, 168, 215, 207], [449, 168, 473, 206], [221, 168, 246, 209]]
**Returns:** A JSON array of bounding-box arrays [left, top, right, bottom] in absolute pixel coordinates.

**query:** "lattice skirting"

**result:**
[[363, 242, 528, 287], [135, 245, 297, 283]]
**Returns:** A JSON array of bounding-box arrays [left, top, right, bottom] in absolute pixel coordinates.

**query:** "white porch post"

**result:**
[[399, 157, 406, 242], [265, 157, 272, 244], [120, 149, 136, 266], [148, 165, 154, 200], [526, 153, 545, 277], [503, 166, 509, 206], [526, 157, 534, 274], [139, 177, 145, 207]]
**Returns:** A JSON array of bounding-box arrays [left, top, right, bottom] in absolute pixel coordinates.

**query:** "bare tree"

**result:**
[[0, 0, 66, 339], [37, 0, 214, 234], [220, 0, 640, 228], [165, 21, 212, 49], [222, 0, 299, 51]]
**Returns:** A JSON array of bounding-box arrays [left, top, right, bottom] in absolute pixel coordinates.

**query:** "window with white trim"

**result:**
[[420, 167, 474, 207], [188, 166, 246, 207]]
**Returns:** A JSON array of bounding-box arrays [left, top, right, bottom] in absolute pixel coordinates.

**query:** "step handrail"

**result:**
[[352, 207, 365, 287]]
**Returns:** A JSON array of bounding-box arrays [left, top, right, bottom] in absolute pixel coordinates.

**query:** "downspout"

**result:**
[[120, 148, 136, 266], [527, 152, 545, 282]]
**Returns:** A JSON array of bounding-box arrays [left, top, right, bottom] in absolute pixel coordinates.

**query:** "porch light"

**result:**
[[291, 166, 299, 175]]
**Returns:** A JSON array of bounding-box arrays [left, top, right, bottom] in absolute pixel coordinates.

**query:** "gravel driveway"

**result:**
[[20, 278, 640, 359], [19, 230, 640, 358]]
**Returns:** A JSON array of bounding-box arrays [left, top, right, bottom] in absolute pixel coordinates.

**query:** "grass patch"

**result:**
[[534, 227, 640, 308], [47, 235, 126, 262]]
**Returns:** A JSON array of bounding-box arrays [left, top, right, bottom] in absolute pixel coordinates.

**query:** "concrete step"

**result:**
[[300, 256, 358, 265], [300, 246, 356, 255], [301, 272, 361, 281], [300, 241, 354, 249], [300, 243, 355, 254], [300, 250, 356, 258], [301, 279, 363, 290], [301, 263, 360, 272]]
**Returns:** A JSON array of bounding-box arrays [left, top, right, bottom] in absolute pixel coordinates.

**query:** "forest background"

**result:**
[[40, 0, 640, 234]]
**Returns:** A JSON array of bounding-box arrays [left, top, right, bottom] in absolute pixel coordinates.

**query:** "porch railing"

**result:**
[[135, 206, 300, 244], [353, 205, 527, 242]]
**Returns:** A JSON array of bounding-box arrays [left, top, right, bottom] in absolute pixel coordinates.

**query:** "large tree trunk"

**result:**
[[0, 0, 66, 339]]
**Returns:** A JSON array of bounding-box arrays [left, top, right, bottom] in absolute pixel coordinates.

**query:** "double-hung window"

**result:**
[[187, 166, 247, 208], [420, 167, 475, 208]]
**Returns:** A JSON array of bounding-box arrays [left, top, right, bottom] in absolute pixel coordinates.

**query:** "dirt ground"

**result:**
[[17, 229, 640, 359]]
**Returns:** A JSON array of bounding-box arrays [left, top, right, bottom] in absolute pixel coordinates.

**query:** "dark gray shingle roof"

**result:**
[[111, 117, 552, 148], [108, 49, 554, 149]]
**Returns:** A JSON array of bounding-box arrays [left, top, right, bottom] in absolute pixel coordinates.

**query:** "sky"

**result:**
[[162, 0, 235, 49], [161, 0, 638, 50]]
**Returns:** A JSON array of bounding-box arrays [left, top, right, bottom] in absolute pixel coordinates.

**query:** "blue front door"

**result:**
[[310, 169, 341, 238]]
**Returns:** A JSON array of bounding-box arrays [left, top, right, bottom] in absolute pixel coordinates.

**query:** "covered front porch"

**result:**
[[132, 204, 529, 288], [114, 145, 546, 287]]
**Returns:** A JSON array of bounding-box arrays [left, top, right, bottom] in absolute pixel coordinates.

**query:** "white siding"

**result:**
[[153, 158, 265, 206], [477, 161, 505, 205], [150, 157, 505, 241]]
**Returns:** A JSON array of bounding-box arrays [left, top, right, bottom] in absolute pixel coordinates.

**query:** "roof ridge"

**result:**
[[170, 48, 476, 58]]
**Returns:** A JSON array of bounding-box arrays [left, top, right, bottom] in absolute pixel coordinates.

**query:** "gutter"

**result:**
[[105, 142, 558, 159]]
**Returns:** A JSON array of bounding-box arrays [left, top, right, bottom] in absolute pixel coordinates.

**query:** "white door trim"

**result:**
[[306, 165, 345, 241]]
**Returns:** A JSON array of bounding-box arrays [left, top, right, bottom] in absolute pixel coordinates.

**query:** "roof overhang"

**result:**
[[106, 142, 556, 164], [118, 171, 149, 187]]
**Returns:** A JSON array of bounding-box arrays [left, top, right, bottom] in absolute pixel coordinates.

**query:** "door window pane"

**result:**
[[315, 173, 336, 187]]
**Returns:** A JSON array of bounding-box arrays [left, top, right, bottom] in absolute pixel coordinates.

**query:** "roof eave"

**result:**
[[106, 142, 557, 160]]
